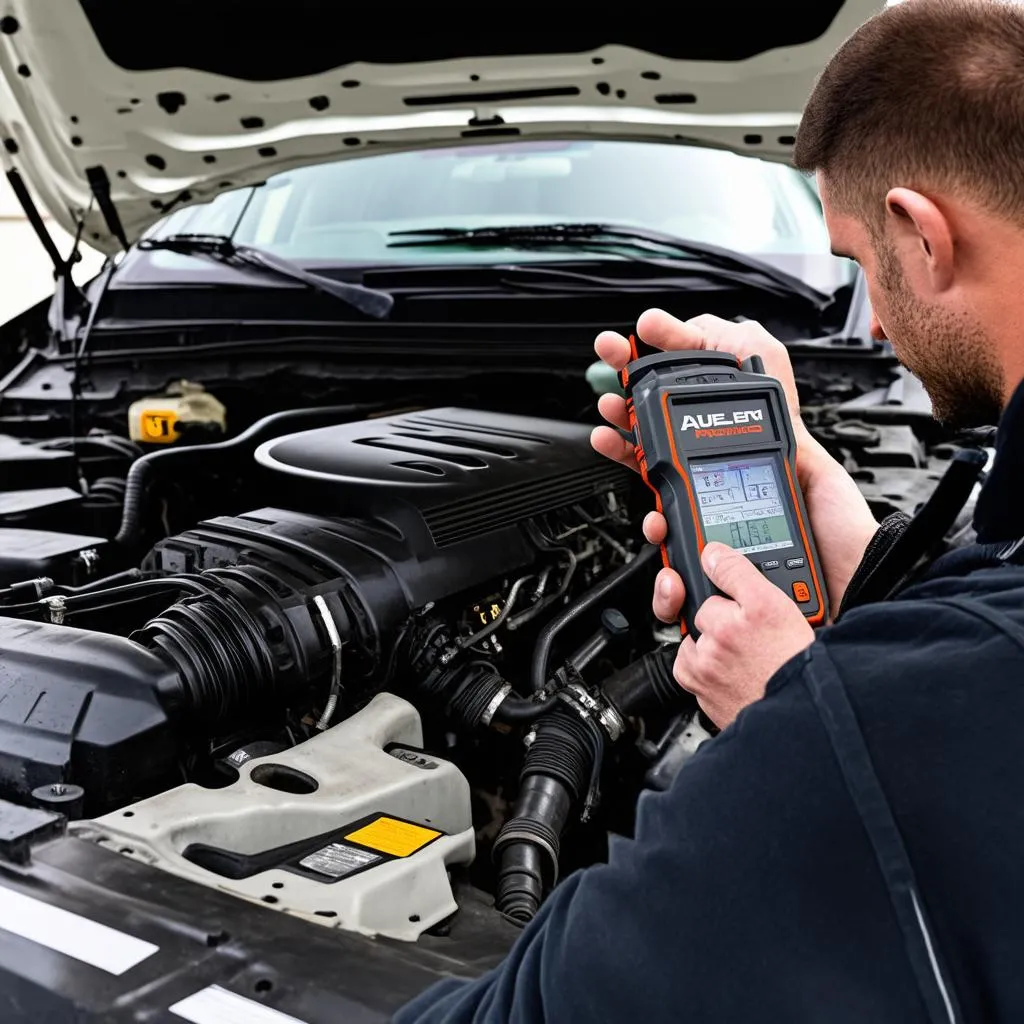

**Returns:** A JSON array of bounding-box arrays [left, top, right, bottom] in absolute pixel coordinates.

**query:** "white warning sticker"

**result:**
[[170, 984, 308, 1024], [299, 842, 382, 878]]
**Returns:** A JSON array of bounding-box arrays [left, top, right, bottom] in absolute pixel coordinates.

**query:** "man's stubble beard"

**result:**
[[873, 239, 1003, 430]]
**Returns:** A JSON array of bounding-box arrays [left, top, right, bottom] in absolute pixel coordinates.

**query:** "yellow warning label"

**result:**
[[137, 409, 180, 444], [344, 816, 441, 858]]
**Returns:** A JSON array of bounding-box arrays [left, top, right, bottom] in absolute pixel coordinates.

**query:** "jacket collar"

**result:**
[[973, 378, 1024, 544]]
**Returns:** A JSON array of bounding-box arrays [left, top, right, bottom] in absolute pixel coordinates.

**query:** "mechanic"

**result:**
[[395, 2, 1024, 1020]]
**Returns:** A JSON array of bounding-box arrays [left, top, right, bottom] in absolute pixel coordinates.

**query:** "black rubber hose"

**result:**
[[494, 705, 599, 923], [114, 460, 153, 548], [131, 565, 330, 723], [114, 402, 387, 550], [530, 544, 658, 693], [517, 705, 595, 797], [491, 694, 559, 724], [493, 837, 549, 925], [494, 775, 572, 924], [600, 647, 689, 719], [416, 659, 557, 729], [448, 665, 505, 731]]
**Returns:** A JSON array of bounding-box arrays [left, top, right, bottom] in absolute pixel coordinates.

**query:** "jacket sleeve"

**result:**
[[392, 650, 927, 1024]]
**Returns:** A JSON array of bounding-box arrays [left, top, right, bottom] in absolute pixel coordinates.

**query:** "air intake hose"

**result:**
[[493, 704, 602, 924], [131, 566, 347, 724], [599, 646, 689, 719]]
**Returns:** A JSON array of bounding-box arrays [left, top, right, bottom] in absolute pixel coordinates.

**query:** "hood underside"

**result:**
[[0, 1, 882, 254]]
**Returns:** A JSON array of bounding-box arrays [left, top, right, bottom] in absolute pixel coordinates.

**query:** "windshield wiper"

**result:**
[[387, 222, 829, 309], [136, 233, 394, 319]]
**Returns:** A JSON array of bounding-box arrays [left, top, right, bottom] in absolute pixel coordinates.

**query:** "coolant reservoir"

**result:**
[[128, 380, 226, 444]]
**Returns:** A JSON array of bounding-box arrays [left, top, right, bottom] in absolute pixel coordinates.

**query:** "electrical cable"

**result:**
[[68, 257, 120, 490]]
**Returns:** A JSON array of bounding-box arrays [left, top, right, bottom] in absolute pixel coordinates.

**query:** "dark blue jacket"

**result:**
[[395, 384, 1024, 1024]]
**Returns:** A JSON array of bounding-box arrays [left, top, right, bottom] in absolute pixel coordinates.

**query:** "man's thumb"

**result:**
[[635, 308, 705, 352], [700, 542, 764, 600]]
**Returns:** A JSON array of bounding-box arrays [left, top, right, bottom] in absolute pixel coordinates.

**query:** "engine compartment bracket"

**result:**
[[70, 693, 475, 942]]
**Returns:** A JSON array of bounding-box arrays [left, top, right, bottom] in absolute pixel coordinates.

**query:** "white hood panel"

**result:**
[[0, 2, 882, 253]]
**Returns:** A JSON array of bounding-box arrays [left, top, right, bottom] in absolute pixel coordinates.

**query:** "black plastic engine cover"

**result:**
[[148, 408, 631, 674], [0, 619, 179, 814], [253, 406, 628, 549]]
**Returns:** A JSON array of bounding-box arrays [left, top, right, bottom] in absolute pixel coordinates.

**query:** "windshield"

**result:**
[[141, 140, 853, 290]]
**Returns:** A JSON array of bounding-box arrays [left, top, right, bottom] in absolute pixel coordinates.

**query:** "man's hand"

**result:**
[[592, 308, 880, 619], [659, 543, 814, 729]]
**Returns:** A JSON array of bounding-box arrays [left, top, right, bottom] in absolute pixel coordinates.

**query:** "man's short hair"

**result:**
[[793, 0, 1024, 225]]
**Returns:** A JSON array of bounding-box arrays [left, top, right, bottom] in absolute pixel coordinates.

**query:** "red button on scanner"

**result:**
[[792, 581, 811, 603]]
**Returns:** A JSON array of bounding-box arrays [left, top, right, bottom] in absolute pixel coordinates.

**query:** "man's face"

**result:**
[[818, 172, 1003, 430]]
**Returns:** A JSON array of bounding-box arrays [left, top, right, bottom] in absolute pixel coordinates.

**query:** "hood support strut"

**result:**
[[4, 166, 65, 274], [84, 166, 129, 252]]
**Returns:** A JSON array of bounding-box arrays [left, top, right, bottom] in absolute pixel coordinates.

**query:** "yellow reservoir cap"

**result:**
[[128, 381, 226, 444]]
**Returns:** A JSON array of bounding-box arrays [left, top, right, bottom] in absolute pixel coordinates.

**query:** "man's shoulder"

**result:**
[[799, 573, 1024, 713], [828, 593, 999, 645], [827, 555, 1024, 654]]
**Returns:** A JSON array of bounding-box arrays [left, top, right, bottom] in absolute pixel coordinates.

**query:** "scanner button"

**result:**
[[761, 559, 781, 570], [792, 581, 811, 603], [785, 557, 806, 570]]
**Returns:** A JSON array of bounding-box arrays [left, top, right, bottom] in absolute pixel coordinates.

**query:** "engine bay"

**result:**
[[0, 403, 695, 943], [0, 364, 981, 953]]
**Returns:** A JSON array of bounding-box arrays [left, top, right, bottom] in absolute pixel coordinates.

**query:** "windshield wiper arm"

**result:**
[[486, 261, 809, 301], [136, 233, 394, 318], [387, 222, 829, 309]]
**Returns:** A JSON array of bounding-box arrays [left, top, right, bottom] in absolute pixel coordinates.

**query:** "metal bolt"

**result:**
[[45, 595, 67, 625], [50, 783, 67, 796]]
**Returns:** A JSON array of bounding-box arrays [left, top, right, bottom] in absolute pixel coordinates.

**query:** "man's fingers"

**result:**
[[686, 314, 802, 422], [672, 635, 700, 691], [597, 392, 631, 432], [653, 566, 685, 623], [692, 594, 739, 637], [630, 309, 803, 425], [590, 425, 639, 472], [594, 330, 633, 371], [637, 308, 756, 356], [684, 313, 742, 352], [701, 542, 769, 604], [642, 510, 667, 544], [635, 308, 709, 352]]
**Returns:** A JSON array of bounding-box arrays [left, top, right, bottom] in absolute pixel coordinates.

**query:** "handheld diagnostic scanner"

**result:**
[[619, 341, 827, 636]]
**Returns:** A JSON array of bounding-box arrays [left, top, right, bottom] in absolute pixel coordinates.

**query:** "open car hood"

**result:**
[[0, 1, 882, 254]]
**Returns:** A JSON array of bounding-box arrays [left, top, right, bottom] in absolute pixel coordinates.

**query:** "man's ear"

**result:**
[[884, 187, 955, 292]]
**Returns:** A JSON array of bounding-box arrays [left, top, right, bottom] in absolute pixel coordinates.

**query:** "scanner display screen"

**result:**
[[690, 456, 794, 555]]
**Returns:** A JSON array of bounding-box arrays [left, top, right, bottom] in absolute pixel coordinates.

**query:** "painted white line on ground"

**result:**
[[0, 886, 158, 975], [170, 985, 310, 1024]]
